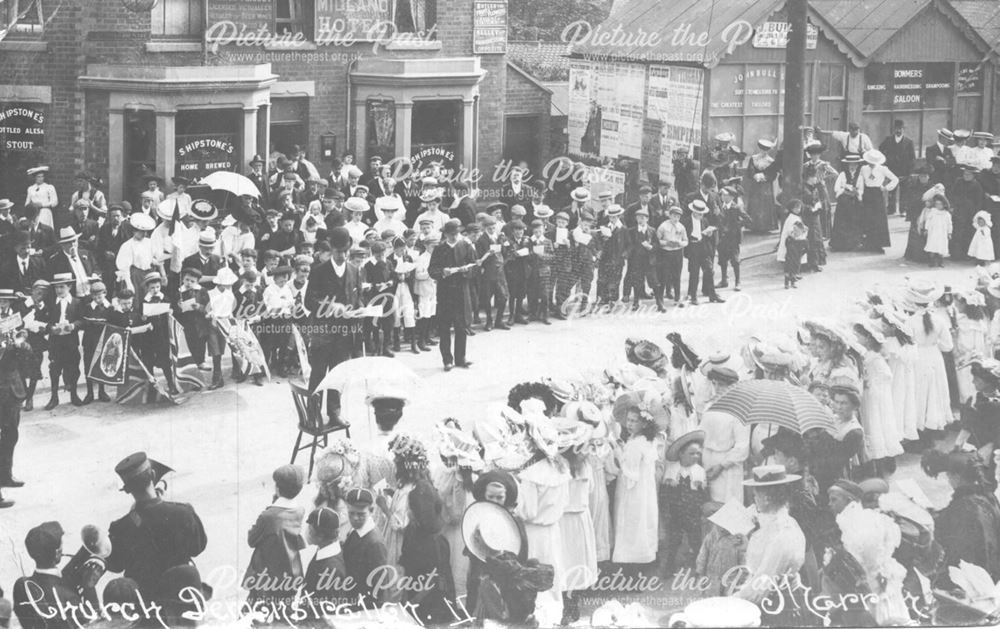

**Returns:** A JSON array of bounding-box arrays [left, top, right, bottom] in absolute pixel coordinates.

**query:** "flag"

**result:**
[[292, 324, 310, 380], [88, 325, 131, 385], [218, 318, 269, 381], [116, 347, 159, 404], [169, 314, 204, 391]]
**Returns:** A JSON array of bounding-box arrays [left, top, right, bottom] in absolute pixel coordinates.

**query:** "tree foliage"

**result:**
[[508, 0, 611, 41]]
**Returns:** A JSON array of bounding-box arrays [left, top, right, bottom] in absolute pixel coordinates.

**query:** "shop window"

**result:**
[[394, 0, 437, 34], [275, 0, 310, 36], [270, 98, 308, 161], [366, 99, 396, 163], [411, 100, 461, 171], [175, 109, 241, 180], [151, 0, 204, 38], [124, 109, 156, 209], [818, 64, 845, 99], [4, 0, 44, 35]]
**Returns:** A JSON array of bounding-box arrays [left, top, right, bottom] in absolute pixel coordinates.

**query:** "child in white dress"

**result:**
[[954, 290, 990, 404], [611, 407, 659, 566], [921, 194, 952, 267], [968, 211, 995, 264]]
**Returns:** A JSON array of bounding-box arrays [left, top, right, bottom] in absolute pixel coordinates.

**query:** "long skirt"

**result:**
[[829, 195, 862, 252], [745, 179, 777, 233], [904, 219, 928, 263], [913, 345, 952, 431], [860, 187, 891, 249]]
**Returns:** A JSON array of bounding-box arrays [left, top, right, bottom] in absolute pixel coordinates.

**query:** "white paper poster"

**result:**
[[568, 61, 593, 155]]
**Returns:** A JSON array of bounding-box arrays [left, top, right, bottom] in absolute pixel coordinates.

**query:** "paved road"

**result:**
[[0, 215, 965, 618]]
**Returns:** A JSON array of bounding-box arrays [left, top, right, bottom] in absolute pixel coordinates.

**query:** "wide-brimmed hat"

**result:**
[[547, 379, 576, 403], [611, 389, 669, 431], [436, 421, 484, 471], [972, 131, 994, 141], [746, 338, 799, 373], [805, 141, 825, 155], [666, 429, 705, 462], [213, 267, 238, 286], [115, 452, 173, 492], [155, 199, 176, 221], [344, 197, 369, 214], [626, 338, 666, 368], [57, 226, 81, 244], [853, 319, 886, 345], [0, 199, 13, 212], [0, 289, 23, 301], [248, 154, 265, 166], [803, 318, 851, 348], [26, 165, 49, 176], [462, 501, 523, 562], [828, 376, 862, 406], [419, 188, 442, 203], [714, 132, 735, 143], [841, 154, 863, 164], [862, 150, 886, 165], [743, 464, 801, 487], [937, 128, 954, 141], [903, 277, 943, 306], [954, 129, 972, 140], [757, 138, 775, 150]]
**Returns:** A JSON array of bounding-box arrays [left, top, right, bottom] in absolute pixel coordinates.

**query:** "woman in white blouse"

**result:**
[[858, 150, 899, 253], [115, 213, 158, 300]]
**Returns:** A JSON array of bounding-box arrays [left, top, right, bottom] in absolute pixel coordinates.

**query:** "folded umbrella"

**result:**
[[708, 379, 835, 435]]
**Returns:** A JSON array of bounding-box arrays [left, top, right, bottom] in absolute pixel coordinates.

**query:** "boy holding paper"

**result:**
[[596, 204, 628, 306], [503, 220, 531, 326], [625, 208, 662, 311], [569, 212, 599, 312], [139, 272, 179, 396], [475, 214, 509, 330], [43, 273, 84, 410], [174, 267, 211, 371], [551, 212, 575, 318], [526, 219, 555, 324]]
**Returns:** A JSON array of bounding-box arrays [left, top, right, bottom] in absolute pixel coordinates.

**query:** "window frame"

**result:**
[[150, 0, 205, 39], [5, 0, 44, 36], [818, 63, 846, 100]]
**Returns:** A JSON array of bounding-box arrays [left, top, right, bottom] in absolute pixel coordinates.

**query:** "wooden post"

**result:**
[[782, 0, 809, 199]]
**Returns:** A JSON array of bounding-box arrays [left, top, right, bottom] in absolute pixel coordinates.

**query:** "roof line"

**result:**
[[805, 3, 867, 67], [934, 0, 999, 62], [506, 61, 555, 95], [857, 0, 935, 60]]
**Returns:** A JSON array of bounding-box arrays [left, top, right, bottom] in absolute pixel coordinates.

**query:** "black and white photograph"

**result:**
[[2, 0, 1000, 627]]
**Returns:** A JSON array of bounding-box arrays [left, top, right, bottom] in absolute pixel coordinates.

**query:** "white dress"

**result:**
[[612, 437, 659, 564], [413, 252, 437, 318], [907, 310, 954, 431], [558, 464, 598, 591], [431, 465, 472, 600], [382, 482, 413, 568], [954, 313, 989, 403], [882, 338, 919, 441], [860, 350, 904, 460], [969, 225, 996, 262], [517, 457, 571, 607], [701, 409, 751, 504], [836, 501, 910, 625], [736, 506, 805, 604], [587, 452, 613, 563], [922, 208, 952, 256]]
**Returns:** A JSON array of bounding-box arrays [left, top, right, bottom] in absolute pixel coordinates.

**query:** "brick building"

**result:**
[[0, 0, 550, 205]]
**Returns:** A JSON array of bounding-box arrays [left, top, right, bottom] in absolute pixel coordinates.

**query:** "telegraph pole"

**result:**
[[782, 0, 808, 199]]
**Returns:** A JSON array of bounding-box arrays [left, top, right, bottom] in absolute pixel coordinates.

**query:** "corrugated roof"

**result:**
[[947, 0, 1000, 53], [507, 41, 573, 81], [809, 0, 931, 57], [570, 0, 788, 67]]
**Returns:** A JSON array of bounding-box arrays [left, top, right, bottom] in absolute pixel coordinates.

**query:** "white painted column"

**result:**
[[155, 111, 176, 181], [242, 106, 258, 171], [108, 109, 125, 202], [396, 101, 413, 161], [462, 98, 475, 172], [353, 99, 367, 160]]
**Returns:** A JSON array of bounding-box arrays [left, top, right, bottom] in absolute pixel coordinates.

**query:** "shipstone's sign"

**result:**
[[0, 105, 45, 151], [176, 136, 237, 179]]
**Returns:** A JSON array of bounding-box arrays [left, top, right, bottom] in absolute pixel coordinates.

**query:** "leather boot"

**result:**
[[494, 313, 510, 330], [408, 329, 419, 354], [44, 391, 59, 411], [70, 384, 85, 407], [24, 380, 36, 411], [392, 329, 401, 353], [82, 382, 94, 405], [98, 384, 111, 402]]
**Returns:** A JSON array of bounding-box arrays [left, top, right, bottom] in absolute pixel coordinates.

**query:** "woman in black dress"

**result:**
[[829, 155, 864, 252], [903, 164, 936, 262]]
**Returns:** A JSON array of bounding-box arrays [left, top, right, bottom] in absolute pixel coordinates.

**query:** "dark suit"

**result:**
[[0, 341, 32, 483], [624, 202, 652, 228], [1, 254, 44, 292], [25, 223, 56, 255], [625, 224, 660, 302], [13, 571, 85, 629], [925, 143, 954, 186], [680, 208, 721, 301], [305, 260, 362, 417], [181, 253, 225, 279], [452, 196, 477, 226], [106, 496, 208, 601], [44, 296, 82, 392], [475, 232, 509, 325], [303, 549, 348, 612], [342, 527, 389, 610], [880, 134, 916, 213], [97, 222, 129, 292], [429, 239, 477, 366], [46, 251, 95, 293]]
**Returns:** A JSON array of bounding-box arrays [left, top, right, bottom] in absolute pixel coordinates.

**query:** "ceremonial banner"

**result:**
[[292, 324, 311, 380], [88, 325, 131, 386], [218, 318, 270, 381]]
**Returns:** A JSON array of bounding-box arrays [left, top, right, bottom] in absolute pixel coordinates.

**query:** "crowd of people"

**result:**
[[4, 268, 1000, 628]]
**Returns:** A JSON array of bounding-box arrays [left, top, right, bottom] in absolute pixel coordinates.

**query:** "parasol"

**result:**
[[199, 170, 261, 199], [314, 356, 419, 402], [708, 379, 835, 434]]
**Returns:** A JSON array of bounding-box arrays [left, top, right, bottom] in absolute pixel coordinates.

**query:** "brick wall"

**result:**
[[505, 63, 552, 165], [0, 0, 545, 200]]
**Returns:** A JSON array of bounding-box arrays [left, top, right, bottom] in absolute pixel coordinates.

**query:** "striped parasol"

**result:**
[[708, 379, 835, 434]]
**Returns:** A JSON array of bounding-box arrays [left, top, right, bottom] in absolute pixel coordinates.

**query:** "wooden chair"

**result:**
[[289, 381, 351, 479]]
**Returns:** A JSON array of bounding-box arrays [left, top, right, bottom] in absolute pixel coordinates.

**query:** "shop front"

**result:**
[[79, 64, 276, 203], [0, 98, 47, 202], [351, 57, 484, 180]]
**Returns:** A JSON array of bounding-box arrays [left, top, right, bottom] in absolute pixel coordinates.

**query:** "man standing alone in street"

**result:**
[[429, 219, 478, 371], [879, 120, 915, 215]]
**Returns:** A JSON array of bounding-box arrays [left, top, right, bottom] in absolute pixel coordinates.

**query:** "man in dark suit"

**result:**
[[879, 119, 916, 215], [0, 291, 31, 495], [428, 219, 478, 371], [182, 229, 225, 279], [43, 274, 84, 409], [21, 206, 55, 255], [2, 231, 44, 292], [305, 227, 362, 428], [247, 154, 269, 208], [106, 452, 208, 603], [502, 168, 533, 219], [925, 128, 955, 186], [562, 187, 591, 230], [681, 200, 723, 305], [342, 488, 389, 611], [13, 522, 85, 628], [451, 181, 477, 225], [46, 227, 95, 295], [396, 174, 423, 226], [475, 215, 509, 330], [625, 185, 654, 228], [96, 204, 130, 294]]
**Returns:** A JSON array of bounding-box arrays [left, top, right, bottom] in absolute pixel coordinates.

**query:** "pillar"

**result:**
[[353, 99, 367, 160], [155, 111, 176, 180], [462, 98, 475, 174], [108, 109, 125, 202], [242, 106, 258, 171], [395, 101, 413, 161]]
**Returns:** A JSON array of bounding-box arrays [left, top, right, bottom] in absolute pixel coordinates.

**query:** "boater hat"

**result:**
[[665, 429, 705, 462], [461, 501, 524, 562], [605, 204, 624, 217], [743, 464, 801, 487], [50, 272, 75, 286], [862, 150, 886, 166], [534, 205, 554, 219], [571, 187, 591, 203], [688, 199, 709, 215]]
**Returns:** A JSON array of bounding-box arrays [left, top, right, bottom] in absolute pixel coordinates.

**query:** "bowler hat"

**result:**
[[328, 227, 351, 250]]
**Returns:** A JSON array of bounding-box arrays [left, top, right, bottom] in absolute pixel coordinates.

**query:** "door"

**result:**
[[503, 115, 540, 174]]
